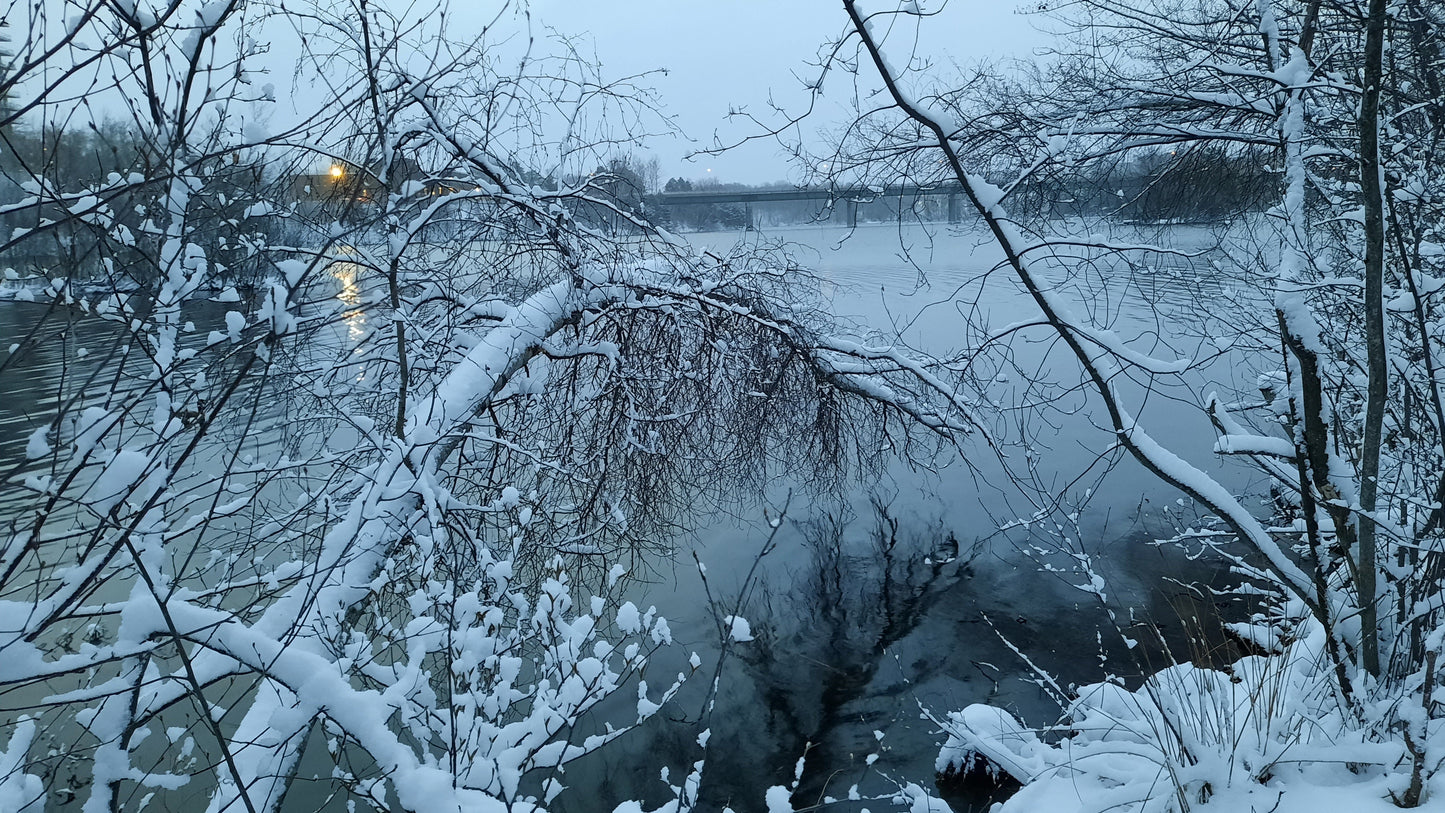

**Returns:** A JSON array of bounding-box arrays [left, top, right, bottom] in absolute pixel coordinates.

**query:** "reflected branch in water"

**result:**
[[726, 498, 968, 809]]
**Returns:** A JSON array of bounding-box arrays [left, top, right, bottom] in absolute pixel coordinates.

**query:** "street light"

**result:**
[[329, 164, 345, 180]]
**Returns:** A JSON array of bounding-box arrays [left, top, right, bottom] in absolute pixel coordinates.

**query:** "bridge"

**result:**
[[653, 184, 969, 227]]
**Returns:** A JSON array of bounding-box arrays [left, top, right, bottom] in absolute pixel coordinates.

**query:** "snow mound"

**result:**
[[937, 619, 1435, 813]]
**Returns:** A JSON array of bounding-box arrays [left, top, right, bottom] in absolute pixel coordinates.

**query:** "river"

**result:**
[[0, 220, 1271, 812], [589, 221, 1269, 812]]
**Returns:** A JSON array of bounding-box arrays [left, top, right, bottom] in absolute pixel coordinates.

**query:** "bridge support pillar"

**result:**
[[745, 201, 754, 231], [847, 199, 857, 228], [947, 193, 961, 224]]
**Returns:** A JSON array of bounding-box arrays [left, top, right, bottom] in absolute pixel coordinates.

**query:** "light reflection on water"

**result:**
[[331, 261, 367, 344], [0, 270, 387, 812]]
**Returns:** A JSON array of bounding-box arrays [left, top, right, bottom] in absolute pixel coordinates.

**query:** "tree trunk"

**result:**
[[1358, 0, 1390, 678]]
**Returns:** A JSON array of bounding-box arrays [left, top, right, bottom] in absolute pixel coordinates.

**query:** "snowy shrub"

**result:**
[[938, 613, 1444, 812]]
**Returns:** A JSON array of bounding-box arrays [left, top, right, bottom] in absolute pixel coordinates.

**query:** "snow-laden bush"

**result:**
[[939, 610, 1444, 812]]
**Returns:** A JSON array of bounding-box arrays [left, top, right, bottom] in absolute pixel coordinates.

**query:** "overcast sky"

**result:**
[[22, 0, 1045, 185], [515, 1, 1048, 185]]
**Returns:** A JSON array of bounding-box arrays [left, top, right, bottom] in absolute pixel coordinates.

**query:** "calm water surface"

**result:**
[[0, 221, 1270, 812], [552, 221, 1270, 812]]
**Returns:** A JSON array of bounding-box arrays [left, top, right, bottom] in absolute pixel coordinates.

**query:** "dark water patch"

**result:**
[[714, 508, 1268, 812], [742, 505, 964, 809]]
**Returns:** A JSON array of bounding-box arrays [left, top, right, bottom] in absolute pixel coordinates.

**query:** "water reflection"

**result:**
[[742, 502, 965, 809], [330, 260, 367, 345], [704, 505, 1257, 813]]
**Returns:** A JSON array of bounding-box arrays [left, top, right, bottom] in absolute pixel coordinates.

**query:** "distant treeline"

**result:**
[[1007, 144, 1279, 223], [645, 145, 1279, 230], [0, 120, 286, 287], [0, 120, 1278, 287]]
